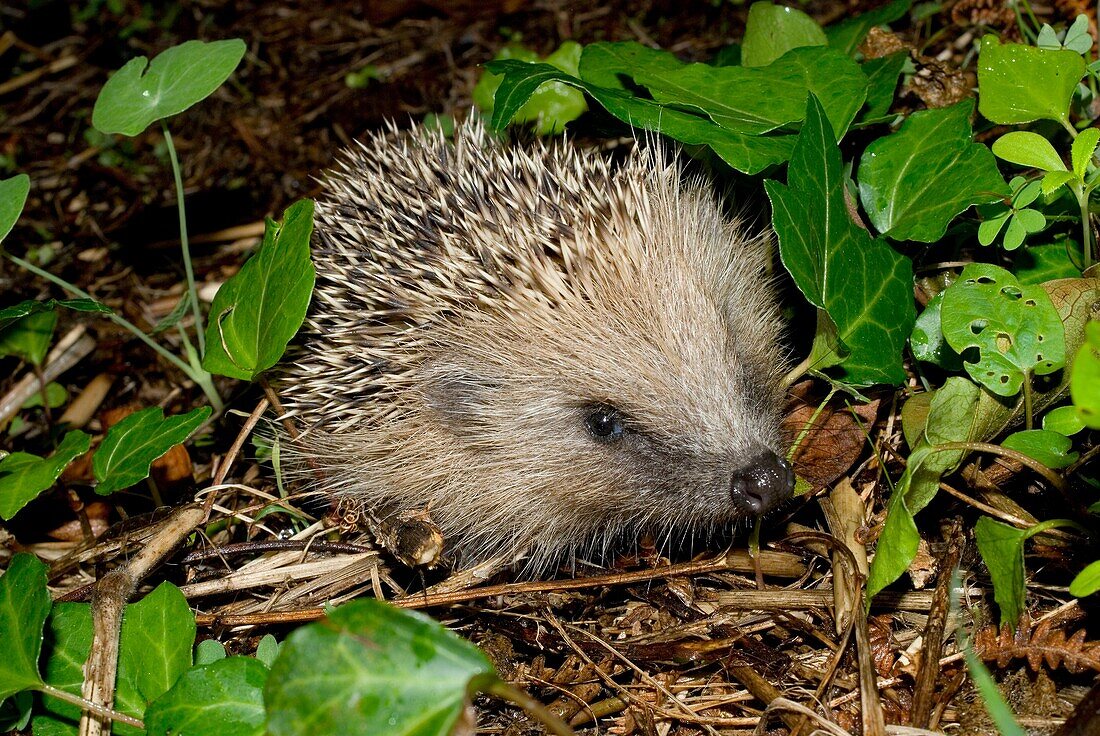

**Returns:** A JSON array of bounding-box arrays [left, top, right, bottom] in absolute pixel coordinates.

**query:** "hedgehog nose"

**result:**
[[730, 450, 794, 515]]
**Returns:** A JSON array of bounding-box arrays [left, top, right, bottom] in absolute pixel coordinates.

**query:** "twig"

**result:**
[[79, 505, 206, 736], [911, 519, 964, 728]]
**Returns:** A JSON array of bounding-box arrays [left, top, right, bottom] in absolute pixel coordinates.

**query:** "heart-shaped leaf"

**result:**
[[145, 657, 268, 736], [978, 36, 1085, 125], [92, 39, 246, 136]]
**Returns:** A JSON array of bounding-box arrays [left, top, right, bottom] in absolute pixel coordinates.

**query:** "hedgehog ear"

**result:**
[[419, 362, 500, 431]]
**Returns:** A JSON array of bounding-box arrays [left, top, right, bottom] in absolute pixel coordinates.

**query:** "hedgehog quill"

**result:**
[[277, 121, 794, 574]]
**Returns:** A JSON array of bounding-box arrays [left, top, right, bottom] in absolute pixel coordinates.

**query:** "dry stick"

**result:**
[[79, 397, 270, 735], [204, 396, 269, 516], [910, 519, 965, 729], [193, 549, 806, 626], [854, 594, 887, 736], [80, 504, 207, 736], [0, 54, 77, 95], [783, 531, 862, 736], [0, 325, 95, 425]]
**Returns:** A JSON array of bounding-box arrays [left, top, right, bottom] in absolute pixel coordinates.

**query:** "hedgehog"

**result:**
[[276, 119, 794, 574]]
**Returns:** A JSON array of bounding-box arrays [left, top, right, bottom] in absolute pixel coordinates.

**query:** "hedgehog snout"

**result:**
[[729, 450, 794, 515]]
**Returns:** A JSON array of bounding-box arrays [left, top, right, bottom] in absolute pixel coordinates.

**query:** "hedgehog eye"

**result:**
[[585, 404, 625, 441]]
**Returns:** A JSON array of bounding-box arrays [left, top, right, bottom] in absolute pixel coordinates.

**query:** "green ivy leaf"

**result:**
[[741, 1, 826, 67], [34, 603, 92, 734], [144, 657, 266, 736], [202, 199, 315, 381], [0, 554, 49, 700], [941, 263, 1066, 396], [858, 100, 1008, 242], [114, 583, 196, 735], [1001, 429, 1078, 468], [992, 131, 1067, 172], [0, 310, 57, 366], [1071, 320, 1100, 428], [35, 584, 195, 735], [978, 36, 1085, 125], [0, 431, 90, 520], [93, 407, 211, 495], [629, 45, 868, 137], [92, 39, 247, 136], [0, 174, 30, 243], [486, 56, 796, 174], [265, 599, 497, 736], [765, 95, 914, 385]]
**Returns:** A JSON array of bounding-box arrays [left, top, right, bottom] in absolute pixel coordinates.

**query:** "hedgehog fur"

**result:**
[[276, 119, 792, 573]]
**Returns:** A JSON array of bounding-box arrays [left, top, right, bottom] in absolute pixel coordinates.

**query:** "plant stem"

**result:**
[[1022, 373, 1034, 430], [38, 684, 144, 730], [787, 386, 838, 464], [782, 352, 814, 388], [4, 252, 223, 411], [1077, 184, 1095, 269], [161, 121, 204, 354], [934, 441, 1066, 491], [486, 679, 574, 736]]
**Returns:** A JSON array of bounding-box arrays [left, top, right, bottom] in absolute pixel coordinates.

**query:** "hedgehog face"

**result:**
[[414, 277, 792, 565]]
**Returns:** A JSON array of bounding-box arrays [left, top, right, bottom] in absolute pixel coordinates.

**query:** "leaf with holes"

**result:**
[[940, 263, 1066, 396]]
